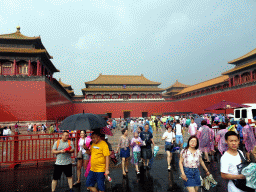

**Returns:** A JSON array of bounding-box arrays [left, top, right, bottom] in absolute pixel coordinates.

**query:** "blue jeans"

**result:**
[[176, 135, 183, 144]]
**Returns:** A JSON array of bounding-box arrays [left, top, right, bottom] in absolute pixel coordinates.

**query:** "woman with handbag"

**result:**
[[179, 136, 211, 192], [73, 130, 91, 187], [162, 125, 175, 171]]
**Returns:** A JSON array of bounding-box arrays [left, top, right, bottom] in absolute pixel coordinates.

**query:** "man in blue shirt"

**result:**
[[144, 119, 153, 133], [112, 119, 117, 129]]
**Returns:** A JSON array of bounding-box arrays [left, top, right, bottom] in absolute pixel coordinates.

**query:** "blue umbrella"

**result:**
[[59, 113, 107, 131]]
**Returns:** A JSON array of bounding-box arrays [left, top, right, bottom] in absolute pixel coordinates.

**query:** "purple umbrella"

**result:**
[[204, 100, 251, 115]]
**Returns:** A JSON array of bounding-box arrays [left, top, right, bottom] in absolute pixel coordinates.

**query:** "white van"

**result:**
[[234, 103, 256, 124]]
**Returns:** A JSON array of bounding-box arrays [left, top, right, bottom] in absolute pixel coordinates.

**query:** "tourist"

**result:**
[[130, 131, 143, 174], [154, 118, 158, 131], [49, 124, 54, 134], [33, 124, 37, 133], [215, 124, 228, 155], [162, 125, 175, 170], [85, 130, 110, 192], [116, 128, 130, 176], [220, 131, 250, 192], [137, 126, 143, 135], [51, 131, 75, 192], [197, 120, 211, 163], [188, 118, 197, 136], [73, 130, 90, 187], [179, 136, 210, 192], [237, 120, 245, 151], [175, 120, 183, 148], [27, 123, 32, 133], [186, 117, 191, 128], [241, 120, 256, 162], [140, 124, 155, 169], [2, 127, 8, 140], [112, 118, 117, 130], [14, 123, 19, 134]]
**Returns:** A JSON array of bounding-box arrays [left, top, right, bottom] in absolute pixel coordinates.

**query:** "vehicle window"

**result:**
[[242, 109, 247, 118], [252, 109, 256, 119], [235, 110, 240, 118]]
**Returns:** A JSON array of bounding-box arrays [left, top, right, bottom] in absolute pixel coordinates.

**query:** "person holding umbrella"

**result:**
[[73, 130, 91, 187]]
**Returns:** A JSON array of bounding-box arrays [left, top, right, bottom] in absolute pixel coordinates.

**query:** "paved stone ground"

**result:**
[[1, 152, 230, 192]]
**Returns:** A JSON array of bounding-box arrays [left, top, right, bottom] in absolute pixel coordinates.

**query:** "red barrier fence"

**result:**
[[0, 132, 85, 167]]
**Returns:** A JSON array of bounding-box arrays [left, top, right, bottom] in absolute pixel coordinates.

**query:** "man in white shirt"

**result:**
[[220, 131, 248, 192], [175, 120, 183, 148], [188, 118, 197, 136]]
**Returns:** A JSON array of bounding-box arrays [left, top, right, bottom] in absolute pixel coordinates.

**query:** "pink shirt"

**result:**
[[188, 123, 197, 135], [181, 149, 202, 168]]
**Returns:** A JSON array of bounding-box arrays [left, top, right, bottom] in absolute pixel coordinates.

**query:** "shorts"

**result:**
[[176, 135, 183, 144], [53, 164, 72, 180], [165, 142, 174, 152], [78, 153, 90, 160], [183, 167, 201, 187], [141, 148, 152, 160], [86, 171, 105, 191]]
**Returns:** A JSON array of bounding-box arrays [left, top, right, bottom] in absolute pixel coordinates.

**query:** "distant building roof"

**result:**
[[175, 75, 229, 95], [85, 74, 161, 85], [165, 80, 189, 90], [222, 60, 256, 75], [82, 87, 164, 92], [58, 78, 71, 88], [0, 26, 40, 40], [228, 48, 256, 64]]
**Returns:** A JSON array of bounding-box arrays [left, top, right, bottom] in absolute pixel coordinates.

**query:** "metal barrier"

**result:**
[[0, 132, 82, 167]]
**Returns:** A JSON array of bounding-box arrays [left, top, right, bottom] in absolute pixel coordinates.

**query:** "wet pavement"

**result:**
[[0, 153, 230, 192]]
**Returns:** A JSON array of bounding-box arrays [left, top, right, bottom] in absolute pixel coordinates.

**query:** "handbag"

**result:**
[[232, 150, 254, 192]]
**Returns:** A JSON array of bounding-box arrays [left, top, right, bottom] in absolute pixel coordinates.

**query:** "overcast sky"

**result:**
[[0, 0, 256, 95]]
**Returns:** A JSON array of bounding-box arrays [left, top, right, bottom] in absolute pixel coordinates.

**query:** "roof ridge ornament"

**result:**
[[16, 26, 21, 33]]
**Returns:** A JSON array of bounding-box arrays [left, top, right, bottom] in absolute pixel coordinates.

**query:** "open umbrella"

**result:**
[[204, 100, 251, 115], [59, 113, 108, 131]]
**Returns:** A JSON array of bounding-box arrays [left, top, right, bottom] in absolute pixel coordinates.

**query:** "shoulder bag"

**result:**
[[232, 150, 254, 192]]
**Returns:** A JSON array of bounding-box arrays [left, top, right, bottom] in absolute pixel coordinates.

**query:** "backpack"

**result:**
[[57, 139, 71, 149]]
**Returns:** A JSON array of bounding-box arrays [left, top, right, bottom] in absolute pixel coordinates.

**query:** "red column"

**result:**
[[110, 95, 112, 99], [0, 62, 2, 75], [84, 94, 87, 99], [13, 59, 17, 75], [229, 78, 231, 87], [28, 60, 31, 76], [43, 66, 45, 76], [37, 60, 40, 76], [239, 74, 242, 85], [233, 76, 235, 86], [93, 95, 95, 99], [118, 95, 121, 99], [250, 71, 253, 82]]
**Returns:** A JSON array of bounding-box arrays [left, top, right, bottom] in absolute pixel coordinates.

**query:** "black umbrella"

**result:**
[[59, 113, 107, 131]]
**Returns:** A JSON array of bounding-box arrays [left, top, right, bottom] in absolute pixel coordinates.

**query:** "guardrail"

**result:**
[[0, 132, 81, 167]]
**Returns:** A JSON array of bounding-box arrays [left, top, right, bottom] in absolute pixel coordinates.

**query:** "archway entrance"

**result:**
[[123, 111, 130, 119]]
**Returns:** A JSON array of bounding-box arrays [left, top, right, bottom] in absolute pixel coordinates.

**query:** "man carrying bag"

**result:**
[[221, 131, 254, 192]]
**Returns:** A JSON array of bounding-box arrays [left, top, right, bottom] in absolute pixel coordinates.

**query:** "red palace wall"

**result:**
[[73, 84, 256, 118], [45, 82, 73, 121], [0, 81, 47, 122]]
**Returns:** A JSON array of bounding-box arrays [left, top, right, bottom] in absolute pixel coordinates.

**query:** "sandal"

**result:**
[[247, 159, 251, 162], [168, 166, 171, 171]]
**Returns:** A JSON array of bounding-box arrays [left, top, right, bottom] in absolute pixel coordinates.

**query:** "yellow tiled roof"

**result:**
[[0, 47, 47, 54], [82, 87, 164, 92], [0, 27, 40, 40], [85, 74, 161, 85], [58, 78, 71, 88], [175, 75, 229, 95], [228, 48, 256, 64], [165, 80, 189, 90], [222, 60, 256, 75], [166, 89, 183, 94]]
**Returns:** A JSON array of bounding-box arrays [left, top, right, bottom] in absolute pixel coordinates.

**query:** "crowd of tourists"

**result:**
[[50, 114, 256, 192]]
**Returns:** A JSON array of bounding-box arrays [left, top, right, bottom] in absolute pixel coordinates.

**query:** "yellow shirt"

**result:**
[[90, 140, 110, 172]]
